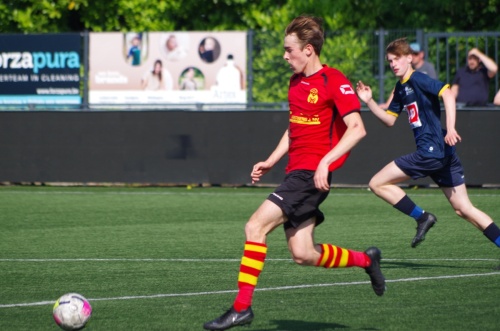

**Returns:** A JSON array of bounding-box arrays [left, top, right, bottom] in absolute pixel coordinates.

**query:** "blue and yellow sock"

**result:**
[[393, 195, 425, 220]]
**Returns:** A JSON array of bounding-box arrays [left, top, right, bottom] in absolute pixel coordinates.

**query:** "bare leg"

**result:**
[[369, 161, 411, 204], [285, 218, 321, 265], [285, 218, 386, 296], [442, 184, 493, 230], [244, 199, 286, 243], [370, 161, 436, 247]]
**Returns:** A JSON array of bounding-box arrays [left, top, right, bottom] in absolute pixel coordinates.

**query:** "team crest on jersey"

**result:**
[[307, 88, 319, 104], [405, 86, 414, 96]]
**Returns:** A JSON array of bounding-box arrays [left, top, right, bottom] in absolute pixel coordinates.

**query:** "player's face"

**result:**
[[387, 53, 412, 79], [283, 33, 308, 74]]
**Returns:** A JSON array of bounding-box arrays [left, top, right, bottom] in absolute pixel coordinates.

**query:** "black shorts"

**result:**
[[267, 170, 331, 230], [394, 152, 465, 187]]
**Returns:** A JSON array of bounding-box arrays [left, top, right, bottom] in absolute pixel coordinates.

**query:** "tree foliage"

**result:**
[[0, 0, 498, 102]]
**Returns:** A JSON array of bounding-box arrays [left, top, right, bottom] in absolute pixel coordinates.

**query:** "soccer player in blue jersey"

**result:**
[[356, 38, 500, 252]]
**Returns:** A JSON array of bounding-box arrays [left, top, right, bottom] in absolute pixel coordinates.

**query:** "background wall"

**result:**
[[0, 110, 498, 186]]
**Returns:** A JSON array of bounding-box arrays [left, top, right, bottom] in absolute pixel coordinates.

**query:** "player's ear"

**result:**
[[305, 44, 314, 56]]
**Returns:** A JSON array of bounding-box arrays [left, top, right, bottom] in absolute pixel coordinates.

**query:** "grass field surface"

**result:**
[[0, 186, 499, 330]]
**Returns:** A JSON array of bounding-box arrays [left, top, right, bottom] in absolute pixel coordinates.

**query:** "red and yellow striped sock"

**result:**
[[316, 243, 370, 268], [233, 241, 267, 312]]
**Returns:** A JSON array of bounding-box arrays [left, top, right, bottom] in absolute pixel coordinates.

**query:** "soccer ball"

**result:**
[[53, 293, 92, 330]]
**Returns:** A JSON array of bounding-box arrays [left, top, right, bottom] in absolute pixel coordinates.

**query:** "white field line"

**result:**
[[1, 271, 499, 309], [0, 190, 498, 198], [0, 257, 498, 263]]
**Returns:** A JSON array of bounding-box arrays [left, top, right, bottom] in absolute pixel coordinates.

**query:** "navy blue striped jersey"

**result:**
[[388, 71, 453, 158]]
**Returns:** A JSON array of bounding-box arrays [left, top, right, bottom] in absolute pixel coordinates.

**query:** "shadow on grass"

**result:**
[[382, 260, 500, 271], [381, 260, 463, 270], [252, 319, 380, 331]]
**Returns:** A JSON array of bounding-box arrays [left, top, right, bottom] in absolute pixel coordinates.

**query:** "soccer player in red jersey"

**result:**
[[203, 15, 386, 331]]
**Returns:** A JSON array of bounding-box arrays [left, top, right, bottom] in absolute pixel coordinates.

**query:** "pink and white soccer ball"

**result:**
[[53, 293, 92, 330]]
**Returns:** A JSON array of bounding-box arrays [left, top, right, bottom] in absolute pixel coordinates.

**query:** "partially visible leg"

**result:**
[[231, 200, 285, 312], [370, 161, 436, 247], [285, 219, 386, 296], [442, 184, 500, 247], [203, 200, 285, 331]]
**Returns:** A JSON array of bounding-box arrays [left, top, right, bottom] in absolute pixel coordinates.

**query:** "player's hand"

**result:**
[[251, 161, 272, 183], [314, 163, 330, 192], [444, 128, 462, 146], [356, 81, 373, 104]]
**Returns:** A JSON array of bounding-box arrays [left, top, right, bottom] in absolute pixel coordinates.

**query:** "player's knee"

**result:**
[[451, 202, 473, 219], [368, 178, 381, 195], [244, 220, 259, 237], [291, 253, 309, 265], [289, 247, 314, 266], [244, 218, 268, 241]]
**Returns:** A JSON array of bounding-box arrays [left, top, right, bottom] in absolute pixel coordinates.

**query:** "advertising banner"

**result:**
[[88, 31, 247, 105], [0, 34, 81, 105]]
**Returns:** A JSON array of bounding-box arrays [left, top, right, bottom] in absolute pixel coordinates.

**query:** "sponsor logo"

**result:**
[[0, 51, 80, 74], [339, 84, 354, 95], [404, 86, 414, 96], [290, 113, 321, 125]]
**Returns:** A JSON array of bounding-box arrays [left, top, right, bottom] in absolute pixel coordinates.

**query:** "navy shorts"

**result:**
[[267, 170, 331, 230], [394, 152, 465, 187]]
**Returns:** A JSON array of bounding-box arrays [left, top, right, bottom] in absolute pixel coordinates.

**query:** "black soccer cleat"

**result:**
[[203, 306, 254, 330], [411, 213, 437, 248], [364, 247, 386, 296]]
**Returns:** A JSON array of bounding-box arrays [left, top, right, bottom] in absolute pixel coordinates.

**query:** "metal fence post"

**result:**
[[82, 30, 89, 110], [377, 28, 387, 103], [246, 29, 254, 106]]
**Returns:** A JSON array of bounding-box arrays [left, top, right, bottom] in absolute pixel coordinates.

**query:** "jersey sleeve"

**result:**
[[388, 82, 402, 116], [412, 72, 446, 96]]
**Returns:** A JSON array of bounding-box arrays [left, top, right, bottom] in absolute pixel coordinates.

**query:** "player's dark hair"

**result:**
[[386, 37, 413, 57], [285, 15, 324, 56]]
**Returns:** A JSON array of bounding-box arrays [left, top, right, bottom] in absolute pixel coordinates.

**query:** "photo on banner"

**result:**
[[89, 31, 247, 105]]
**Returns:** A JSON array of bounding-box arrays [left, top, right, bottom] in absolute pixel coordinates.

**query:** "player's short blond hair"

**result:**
[[285, 15, 324, 56], [386, 38, 413, 57]]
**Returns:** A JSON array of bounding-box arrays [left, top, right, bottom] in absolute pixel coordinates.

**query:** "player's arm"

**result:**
[[356, 81, 397, 127], [441, 87, 462, 146], [378, 88, 394, 109], [251, 129, 289, 183], [314, 112, 366, 191]]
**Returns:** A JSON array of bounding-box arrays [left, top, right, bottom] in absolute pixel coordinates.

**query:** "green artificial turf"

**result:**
[[0, 186, 499, 330]]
